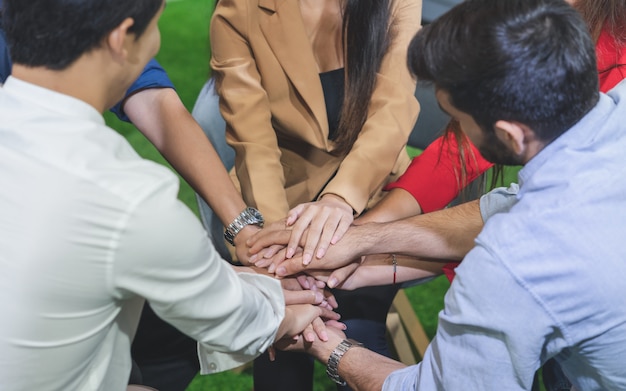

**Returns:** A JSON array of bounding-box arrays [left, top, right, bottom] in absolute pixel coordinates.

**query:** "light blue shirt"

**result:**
[[384, 80, 626, 390]]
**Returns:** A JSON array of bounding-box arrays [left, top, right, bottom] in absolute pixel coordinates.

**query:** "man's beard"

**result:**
[[478, 130, 524, 166]]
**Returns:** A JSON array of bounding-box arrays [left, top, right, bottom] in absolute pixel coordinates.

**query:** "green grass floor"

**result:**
[[104, 1, 522, 389]]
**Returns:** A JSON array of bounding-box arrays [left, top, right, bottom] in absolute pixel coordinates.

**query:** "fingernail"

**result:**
[[316, 248, 325, 259], [249, 254, 258, 263], [276, 266, 286, 276], [328, 278, 337, 288], [314, 292, 323, 303], [268, 263, 276, 274], [303, 254, 311, 265], [320, 331, 328, 342], [286, 248, 294, 259]]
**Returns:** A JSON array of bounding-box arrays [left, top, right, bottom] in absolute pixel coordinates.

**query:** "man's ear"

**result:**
[[494, 120, 530, 155], [106, 17, 135, 63]]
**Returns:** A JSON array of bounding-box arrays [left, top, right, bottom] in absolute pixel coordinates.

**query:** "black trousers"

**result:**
[[130, 303, 200, 391]]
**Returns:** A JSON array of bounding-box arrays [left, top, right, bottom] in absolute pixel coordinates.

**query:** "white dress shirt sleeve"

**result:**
[[109, 180, 284, 373]]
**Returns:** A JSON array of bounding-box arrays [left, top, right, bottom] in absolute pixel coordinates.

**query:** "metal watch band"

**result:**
[[326, 339, 364, 386], [224, 207, 264, 245]]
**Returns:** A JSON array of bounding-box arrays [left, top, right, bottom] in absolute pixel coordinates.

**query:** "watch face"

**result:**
[[246, 207, 264, 225]]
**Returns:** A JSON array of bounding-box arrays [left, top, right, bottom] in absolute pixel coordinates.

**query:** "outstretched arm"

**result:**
[[267, 199, 483, 277], [123, 87, 259, 260]]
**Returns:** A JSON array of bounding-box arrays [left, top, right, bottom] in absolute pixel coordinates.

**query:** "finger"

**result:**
[[318, 306, 341, 322], [300, 213, 334, 266], [296, 274, 310, 289], [267, 248, 288, 274], [285, 204, 308, 226], [275, 256, 311, 277], [286, 212, 314, 259], [325, 319, 347, 331], [252, 248, 273, 268], [311, 317, 329, 341], [311, 212, 342, 260], [248, 230, 292, 254], [283, 289, 323, 306], [263, 244, 284, 259], [303, 323, 316, 343], [268, 345, 276, 361], [280, 276, 303, 291], [323, 288, 339, 309], [330, 215, 352, 246], [327, 263, 360, 289]]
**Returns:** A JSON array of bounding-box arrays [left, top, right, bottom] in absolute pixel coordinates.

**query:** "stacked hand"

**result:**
[[272, 275, 345, 360]]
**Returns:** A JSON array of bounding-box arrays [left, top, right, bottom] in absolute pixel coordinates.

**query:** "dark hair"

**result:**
[[3, 0, 162, 70], [574, 0, 626, 44], [408, 0, 599, 143], [332, 0, 394, 156]]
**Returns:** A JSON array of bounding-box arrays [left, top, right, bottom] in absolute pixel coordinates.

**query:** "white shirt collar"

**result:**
[[3, 76, 104, 126]]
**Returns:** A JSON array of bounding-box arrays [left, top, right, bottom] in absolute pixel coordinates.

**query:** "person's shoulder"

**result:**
[[60, 121, 181, 208]]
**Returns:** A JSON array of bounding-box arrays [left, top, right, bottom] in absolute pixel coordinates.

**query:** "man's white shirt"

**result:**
[[0, 76, 284, 390]]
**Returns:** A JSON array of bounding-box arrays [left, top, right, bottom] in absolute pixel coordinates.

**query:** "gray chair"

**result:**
[[422, 0, 464, 24]]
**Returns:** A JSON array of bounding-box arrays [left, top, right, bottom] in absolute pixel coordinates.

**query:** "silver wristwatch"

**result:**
[[326, 339, 364, 386], [224, 207, 264, 245]]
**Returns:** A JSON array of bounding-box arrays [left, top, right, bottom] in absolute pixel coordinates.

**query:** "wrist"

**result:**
[[325, 338, 364, 386], [224, 207, 264, 246], [320, 193, 353, 211], [312, 332, 344, 363]]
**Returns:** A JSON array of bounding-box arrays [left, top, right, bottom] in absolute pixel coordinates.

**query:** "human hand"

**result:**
[[285, 194, 353, 266], [307, 254, 444, 290], [273, 322, 347, 363], [275, 303, 343, 347], [246, 220, 291, 268], [271, 229, 363, 278], [233, 224, 262, 265], [303, 262, 361, 290], [281, 275, 338, 311]]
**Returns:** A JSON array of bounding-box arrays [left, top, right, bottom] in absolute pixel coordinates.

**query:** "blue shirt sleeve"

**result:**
[[0, 2, 12, 84], [109, 58, 175, 122]]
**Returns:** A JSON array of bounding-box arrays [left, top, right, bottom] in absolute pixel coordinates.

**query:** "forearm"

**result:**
[[357, 188, 422, 224], [310, 333, 406, 391], [124, 88, 247, 227], [352, 199, 483, 261]]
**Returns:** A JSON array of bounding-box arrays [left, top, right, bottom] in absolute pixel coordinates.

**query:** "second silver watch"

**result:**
[[224, 207, 264, 245]]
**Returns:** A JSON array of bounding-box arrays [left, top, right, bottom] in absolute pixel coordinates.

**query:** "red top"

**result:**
[[386, 130, 492, 214], [597, 26, 626, 94], [389, 26, 625, 282]]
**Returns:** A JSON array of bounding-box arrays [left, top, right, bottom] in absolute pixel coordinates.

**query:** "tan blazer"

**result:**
[[210, 0, 422, 223]]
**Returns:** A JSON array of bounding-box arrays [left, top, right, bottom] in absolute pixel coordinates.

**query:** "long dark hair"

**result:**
[[574, 0, 626, 44], [333, 0, 394, 156]]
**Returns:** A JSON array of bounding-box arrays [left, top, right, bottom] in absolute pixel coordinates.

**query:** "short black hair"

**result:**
[[3, 0, 163, 70], [408, 0, 599, 143]]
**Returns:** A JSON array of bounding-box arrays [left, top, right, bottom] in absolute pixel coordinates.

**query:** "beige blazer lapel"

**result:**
[[258, 0, 330, 143]]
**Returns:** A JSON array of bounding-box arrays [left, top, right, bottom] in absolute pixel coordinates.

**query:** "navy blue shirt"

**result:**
[[109, 58, 175, 122], [0, 0, 174, 122], [0, 0, 12, 84]]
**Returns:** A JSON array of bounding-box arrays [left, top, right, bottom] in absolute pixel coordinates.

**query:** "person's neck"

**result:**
[[11, 56, 121, 114], [521, 139, 547, 164]]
